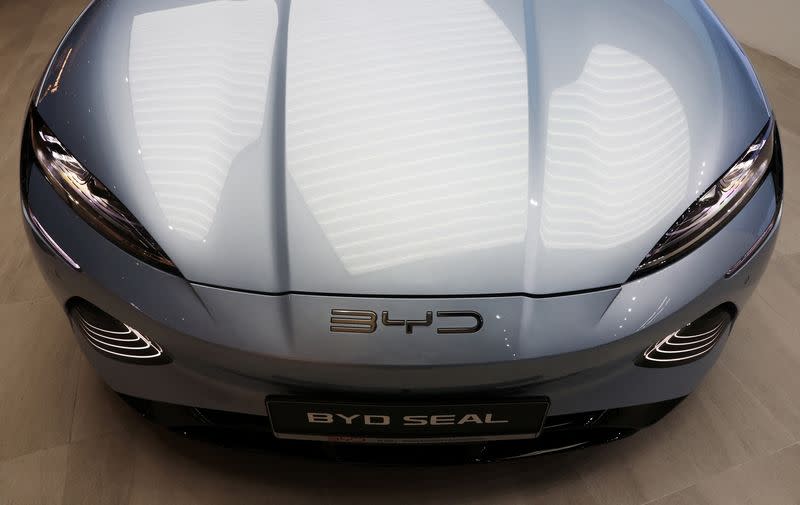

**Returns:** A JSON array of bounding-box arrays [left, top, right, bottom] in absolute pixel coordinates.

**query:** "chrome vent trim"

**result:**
[[637, 307, 732, 368], [70, 302, 171, 365]]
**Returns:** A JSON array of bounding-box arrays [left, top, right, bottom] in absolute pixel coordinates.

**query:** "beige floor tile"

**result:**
[[0, 445, 69, 505], [647, 444, 800, 505], [775, 199, 800, 256], [773, 128, 800, 255], [60, 433, 134, 505], [0, 57, 47, 128], [319, 451, 600, 505], [722, 292, 800, 439], [27, 1, 89, 48], [572, 360, 793, 505], [749, 252, 800, 330], [746, 48, 800, 136], [0, 33, 35, 102], [0, 299, 79, 462], [0, 118, 24, 172]]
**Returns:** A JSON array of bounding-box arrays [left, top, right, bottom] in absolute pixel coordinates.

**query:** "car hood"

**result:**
[[35, 0, 769, 295]]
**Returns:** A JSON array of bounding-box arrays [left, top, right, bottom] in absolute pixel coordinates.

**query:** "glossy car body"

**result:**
[[21, 0, 782, 458]]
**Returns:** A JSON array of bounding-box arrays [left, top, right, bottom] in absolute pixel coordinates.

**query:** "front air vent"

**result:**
[[69, 300, 171, 365], [636, 306, 733, 368]]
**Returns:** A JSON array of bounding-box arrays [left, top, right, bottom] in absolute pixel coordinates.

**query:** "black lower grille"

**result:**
[[118, 394, 684, 463]]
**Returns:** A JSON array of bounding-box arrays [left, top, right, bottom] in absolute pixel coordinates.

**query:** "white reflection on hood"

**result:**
[[129, 0, 276, 241], [541, 45, 690, 250], [286, 0, 529, 275]]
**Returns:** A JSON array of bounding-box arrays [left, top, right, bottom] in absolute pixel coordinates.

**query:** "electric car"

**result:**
[[20, 0, 783, 460]]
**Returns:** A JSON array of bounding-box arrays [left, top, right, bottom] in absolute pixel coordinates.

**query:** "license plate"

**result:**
[[266, 398, 549, 444]]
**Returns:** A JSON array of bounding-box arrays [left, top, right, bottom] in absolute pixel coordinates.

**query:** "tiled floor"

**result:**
[[1, 1, 800, 504]]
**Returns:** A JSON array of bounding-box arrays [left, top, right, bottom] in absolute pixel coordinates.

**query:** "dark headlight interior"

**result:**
[[631, 119, 780, 279], [27, 108, 179, 275]]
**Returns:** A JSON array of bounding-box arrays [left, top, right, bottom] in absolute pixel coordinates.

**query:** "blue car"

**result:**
[[21, 0, 783, 459]]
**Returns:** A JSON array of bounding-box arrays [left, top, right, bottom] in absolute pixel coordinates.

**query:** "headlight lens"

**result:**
[[632, 119, 776, 278], [29, 110, 179, 275]]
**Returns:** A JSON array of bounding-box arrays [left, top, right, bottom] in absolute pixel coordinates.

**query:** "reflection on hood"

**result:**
[[541, 44, 690, 250], [129, 0, 277, 241]]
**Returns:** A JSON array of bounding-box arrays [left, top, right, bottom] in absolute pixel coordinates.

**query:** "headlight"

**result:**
[[28, 109, 179, 275], [632, 119, 778, 278]]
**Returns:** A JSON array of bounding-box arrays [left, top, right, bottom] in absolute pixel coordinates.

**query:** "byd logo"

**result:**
[[329, 309, 484, 334]]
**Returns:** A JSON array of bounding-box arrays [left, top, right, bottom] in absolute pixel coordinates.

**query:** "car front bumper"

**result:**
[[22, 160, 780, 435]]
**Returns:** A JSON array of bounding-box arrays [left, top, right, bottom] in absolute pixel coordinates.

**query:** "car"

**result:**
[[20, 0, 783, 461]]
